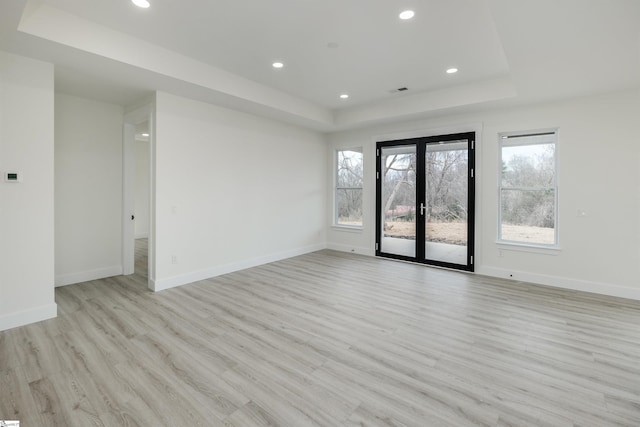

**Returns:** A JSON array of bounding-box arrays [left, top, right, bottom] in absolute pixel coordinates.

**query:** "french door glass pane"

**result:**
[[380, 145, 417, 258], [425, 140, 468, 264]]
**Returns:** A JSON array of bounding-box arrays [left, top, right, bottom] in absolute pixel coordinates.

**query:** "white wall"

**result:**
[[153, 92, 326, 290], [135, 140, 150, 238], [0, 52, 56, 331], [55, 93, 124, 286], [327, 89, 640, 300]]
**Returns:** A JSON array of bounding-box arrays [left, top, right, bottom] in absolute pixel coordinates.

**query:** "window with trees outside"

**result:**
[[336, 148, 363, 227], [499, 130, 557, 246]]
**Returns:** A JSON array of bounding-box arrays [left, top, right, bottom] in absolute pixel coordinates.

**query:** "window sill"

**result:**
[[332, 225, 363, 233], [496, 241, 561, 255]]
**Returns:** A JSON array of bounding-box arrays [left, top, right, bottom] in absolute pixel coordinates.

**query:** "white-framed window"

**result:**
[[335, 148, 363, 227], [499, 129, 558, 247]]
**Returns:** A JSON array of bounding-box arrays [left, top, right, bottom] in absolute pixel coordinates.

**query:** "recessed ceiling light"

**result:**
[[446, 68, 459, 74], [132, 0, 150, 8], [340, 94, 349, 99], [142, 133, 149, 137], [272, 62, 284, 69], [399, 10, 415, 20]]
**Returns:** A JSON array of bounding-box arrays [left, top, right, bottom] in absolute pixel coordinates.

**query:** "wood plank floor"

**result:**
[[2, 242, 640, 426]]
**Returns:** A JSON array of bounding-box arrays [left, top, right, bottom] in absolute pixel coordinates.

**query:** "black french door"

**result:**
[[375, 132, 475, 271]]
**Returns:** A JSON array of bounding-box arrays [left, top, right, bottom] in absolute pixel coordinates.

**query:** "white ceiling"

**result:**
[[1, 0, 639, 131]]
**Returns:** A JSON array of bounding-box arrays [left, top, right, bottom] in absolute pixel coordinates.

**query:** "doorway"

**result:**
[[375, 132, 475, 271], [123, 102, 154, 289], [134, 122, 150, 279]]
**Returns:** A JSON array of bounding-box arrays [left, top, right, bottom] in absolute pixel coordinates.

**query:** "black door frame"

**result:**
[[375, 131, 475, 272]]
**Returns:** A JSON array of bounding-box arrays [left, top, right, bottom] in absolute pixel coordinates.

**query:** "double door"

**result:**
[[375, 132, 475, 271]]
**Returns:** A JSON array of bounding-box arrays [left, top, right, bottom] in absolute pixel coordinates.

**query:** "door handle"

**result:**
[[131, 215, 135, 220], [420, 203, 426, 216]]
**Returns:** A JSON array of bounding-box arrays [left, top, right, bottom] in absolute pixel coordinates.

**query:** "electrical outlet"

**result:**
[[3, 171, 23, 182], [171, 255, 178, 264]]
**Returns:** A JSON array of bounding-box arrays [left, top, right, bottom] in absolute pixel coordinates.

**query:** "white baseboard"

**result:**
[[326, 242, 375, 257], [55, 265, 123, 287], [135, 233, 149, 239], [0, 303, 57, 332], [326, 242, 640, 301], [151, 241, 640, 301], [152, 243, 327, 292], [476, 266, 640, 301]]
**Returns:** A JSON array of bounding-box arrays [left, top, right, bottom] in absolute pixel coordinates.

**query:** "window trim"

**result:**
[[334, 147, 364, 229], [498, 128, 558, 248]]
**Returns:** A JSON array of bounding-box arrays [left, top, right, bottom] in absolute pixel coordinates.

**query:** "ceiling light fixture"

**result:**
[[272, 62, 284, 69], [132, 0, 150, 8], [399, 10, 415, 20], [446, 67, 459, 74], [339, 94, 349, 99], [142, 133, 150, 137]]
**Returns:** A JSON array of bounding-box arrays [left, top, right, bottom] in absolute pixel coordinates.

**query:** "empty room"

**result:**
[[1, 0, 640, 425]]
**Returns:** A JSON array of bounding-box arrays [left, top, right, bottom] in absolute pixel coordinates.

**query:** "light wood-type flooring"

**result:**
[[2, 240, 640, 426]]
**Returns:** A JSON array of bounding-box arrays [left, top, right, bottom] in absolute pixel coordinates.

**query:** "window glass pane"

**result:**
[[337, 150, 363, 188], [501, 189, 555, 244], [502, 143, 555, 187], [336, 148, 363, 227], [499, 130, 557, 246], [337, 188, 363, 225]]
